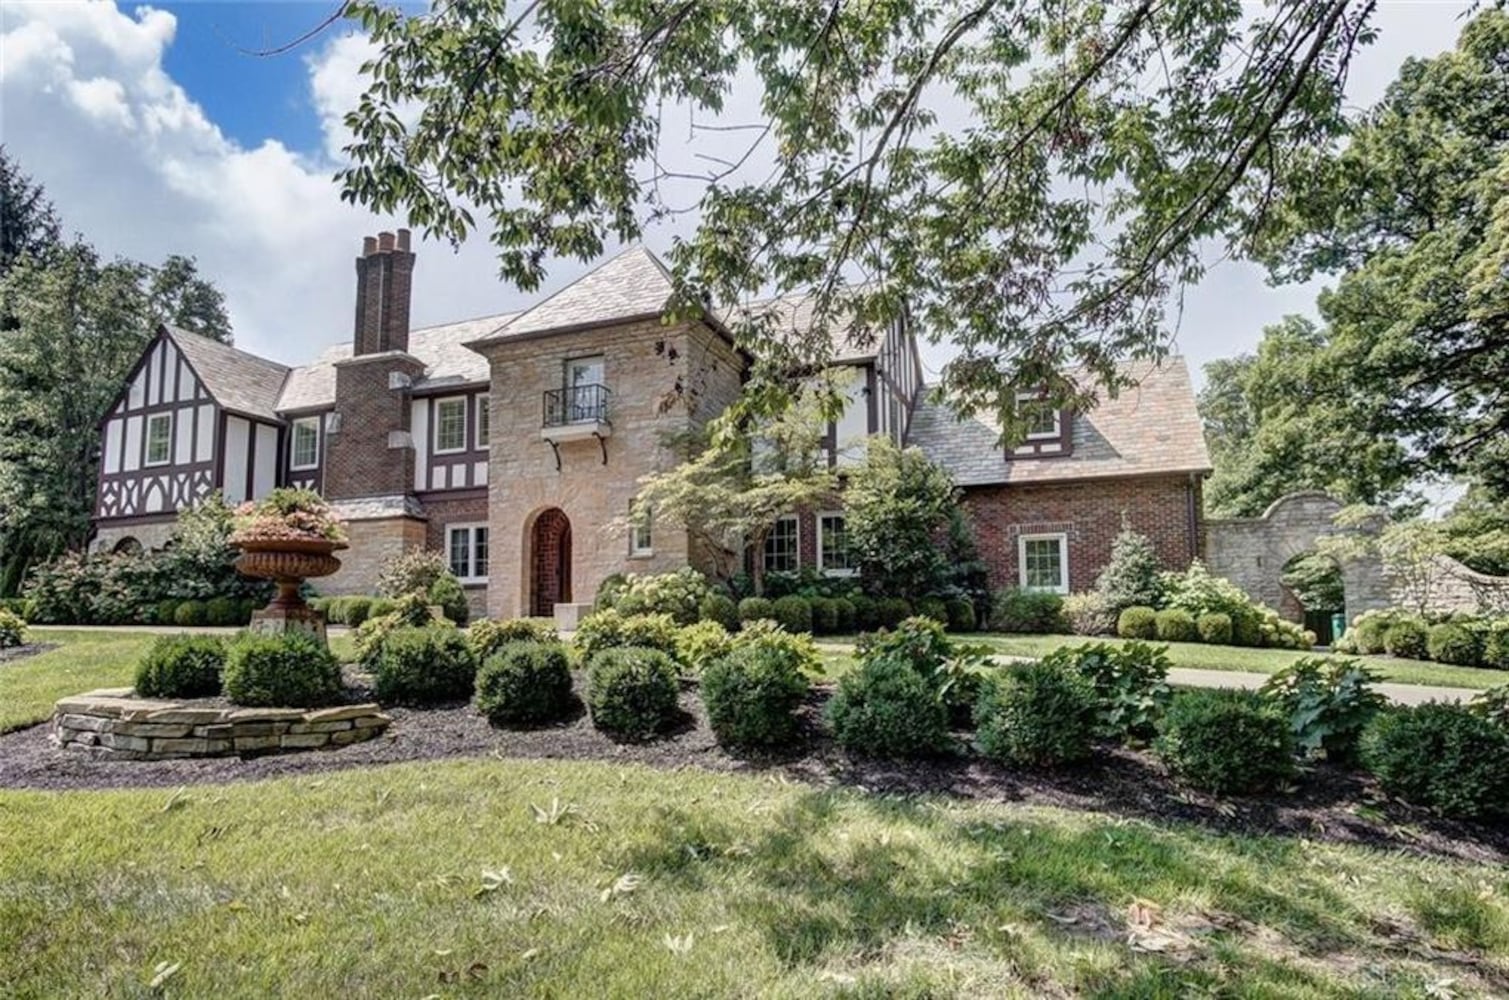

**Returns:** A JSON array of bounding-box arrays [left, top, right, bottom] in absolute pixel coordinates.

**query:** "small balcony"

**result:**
[[541, 383, 611, 442]]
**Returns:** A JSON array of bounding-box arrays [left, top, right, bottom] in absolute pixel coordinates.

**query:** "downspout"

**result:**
[[1187, 472, 1202, 564]]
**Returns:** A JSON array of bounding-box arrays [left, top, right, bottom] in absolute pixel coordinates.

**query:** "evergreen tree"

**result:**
[[1094, 522, 1166, 612]]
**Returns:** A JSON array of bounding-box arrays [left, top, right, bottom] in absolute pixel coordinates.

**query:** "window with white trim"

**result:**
[[630, 504, 653, 557], [435, 397, 467, 453], [447, 523, 489, 582], [818, 512, 856, 576], [475, 394, 490, 448], [290, 416, 320, 470], [1018, 533, 1069, 593], [764, 515, 799, 574], [145, 413, 171, 466], [1015, 391, 1061, 440]]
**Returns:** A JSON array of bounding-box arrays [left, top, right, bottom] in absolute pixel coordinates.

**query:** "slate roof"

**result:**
[[478, 247, 676, 342], [275, 311, 519, 411], [164, 326, 290, 422], [908, 357, 1212, 486], [736, 289, 881, 363]]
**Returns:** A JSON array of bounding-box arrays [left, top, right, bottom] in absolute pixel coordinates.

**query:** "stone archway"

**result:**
[[111, 536, 143, 556], [529, 508, 572, 617]]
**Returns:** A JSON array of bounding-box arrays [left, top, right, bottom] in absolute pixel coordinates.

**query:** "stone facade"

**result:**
[[474, 317, 745, 618], [52, 689, 390, 759], [961, 474, 1203, 593], [89, 517, 178, 554], [320, 515, 428, 597]]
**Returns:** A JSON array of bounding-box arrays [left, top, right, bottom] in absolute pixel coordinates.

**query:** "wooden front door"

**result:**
[[531, 508, 572, 617]]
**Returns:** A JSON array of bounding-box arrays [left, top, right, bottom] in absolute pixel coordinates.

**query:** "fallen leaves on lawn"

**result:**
[[147, 960, 181, 990], [1125, 899, 1199, 959], [600, 871, 643, 902], [473, 867, 513, 898], [663, 932, 695, 955]]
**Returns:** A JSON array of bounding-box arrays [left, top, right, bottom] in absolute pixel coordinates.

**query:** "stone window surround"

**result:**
[[765, 514, 800, 574], [817, 510, 855, 577], [629, 502, 653, 558], [434, 395, 469, 455], [144, 412, 172, 466], [290, 415, 321, 470], [448, 521, 489, 583], [1018, 531, 1069, 594]]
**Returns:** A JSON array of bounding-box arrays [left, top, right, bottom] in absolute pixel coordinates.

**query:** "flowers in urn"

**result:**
[[231, 489, 348, 547]]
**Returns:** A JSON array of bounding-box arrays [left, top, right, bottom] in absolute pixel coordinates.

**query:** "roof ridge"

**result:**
[[163, 324, 292, 374], [497, 245, 672, 334]]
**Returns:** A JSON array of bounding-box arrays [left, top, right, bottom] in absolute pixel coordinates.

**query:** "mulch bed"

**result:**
[[0, 643, 58, 666], [1, 672, 1504, 865]]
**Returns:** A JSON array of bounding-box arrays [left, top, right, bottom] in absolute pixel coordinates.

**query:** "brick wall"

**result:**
[[961, 474, 1201, 593], [324, 352, 425, 500], [422, 492, 490, 619]]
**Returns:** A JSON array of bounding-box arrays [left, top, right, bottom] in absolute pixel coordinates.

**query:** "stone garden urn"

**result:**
[[234, 537, 347, 644]]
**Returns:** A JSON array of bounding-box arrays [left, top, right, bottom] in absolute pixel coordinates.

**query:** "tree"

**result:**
[[1093, 521, 1164, 612], [630, 385, 836, 593], [1259, 11, 1509, 492], [146, 254, 232, 343], [0, 146, 60, 276], [844, 437, 957, 598], [339, 0, 1373, 432], [1198, 315, 1414, 517], [1439, 484, 1509, 578]]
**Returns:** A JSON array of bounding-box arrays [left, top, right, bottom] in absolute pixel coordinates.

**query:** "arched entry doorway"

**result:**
[[530, 508, 572, 617], [1280, 550, 1345, 645]]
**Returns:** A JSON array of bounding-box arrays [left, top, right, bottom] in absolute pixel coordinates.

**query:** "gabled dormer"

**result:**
[[1005, 389, 1073, 460]]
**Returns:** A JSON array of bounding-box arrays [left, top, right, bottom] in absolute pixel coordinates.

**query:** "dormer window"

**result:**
[[1016, 391, 1061, 441]]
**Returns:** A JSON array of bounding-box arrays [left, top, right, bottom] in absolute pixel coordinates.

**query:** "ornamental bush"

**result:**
[[1383, 617, 1429, 660], [875, 596, 913, 629], [1426, 623, 1481, 666], [854, 616, 985, 724], [701, 642, 810, 748], [729, 619, 823, 677], [809, 596, 840, 635], [848, 594, 880, 631], [343, 596, 376, 628], [1468, 684, 1509, 730], [1117, 606, 1158, 640], [770, 595, 813, 634], [992, 588, 1064, 633], [1039, 640, 1171, 741], [1483, 625, 1509, 671], [376, 548, 449, 599], [469, 617, 559, 662], [174, 600, 208, 627], [1093, 524, 1165, 612], [204, 596, 240, 627], [1062, 591, 1114, 636], [574, 609, 680, 664], [1361, 704, 1509, 820], [674, 620, 733, 675], [134, 635, 226, 698], [945, 598, 978, 633], [737, 597, 776, 626], [1259, 657, 1385, 760], [154, 598, 181, 626], [612, 567, 713, 625], [586, 647, 680, 738], [427, 571, 470, 625], [371, 626, 477, 705], [697, 593, 739, 630], [223, 632, 343, 707], [1196, 612, 1233, 645], [1155, 690, 1295, 795], [833, 597, 858, 633], [1349, 610, 1396, 655], [0, 609, 25, 649], [474, 641, 574, 725], [975, 661, 1098, 767], [1154, 608, 1198, 643], [354, 593, 439, 666], [914, 596, 948, 624], [826, 657, 950, 758]]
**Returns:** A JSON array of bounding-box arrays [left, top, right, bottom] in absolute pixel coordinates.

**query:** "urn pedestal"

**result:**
[[232, 538, 346, 646]]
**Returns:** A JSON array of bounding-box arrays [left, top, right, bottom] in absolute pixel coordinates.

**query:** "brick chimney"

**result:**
[[352, 228, 415, 355]]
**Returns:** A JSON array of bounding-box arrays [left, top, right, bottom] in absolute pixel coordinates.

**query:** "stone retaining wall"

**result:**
[[52, 688, 391, 760]]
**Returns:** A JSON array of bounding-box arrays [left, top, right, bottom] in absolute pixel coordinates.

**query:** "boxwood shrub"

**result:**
[[469, 617, 559, 662], [737, 597, 776, 626], [1117, 606, 1158, 640], [205, 596, 241, 627], [992, 588, 1063, 634], [1361, 703, 1509, 820], [1483, 626, 1509, 671], [914, 596, 948, 624], [809, 596, 839, 635], [371, 626, 477, 705], [945, 598, 977, 633], [701, 642, 810, 748], [0, 609, 25, 649], [1196, 612, 1233, 645], [1154, 608, 1198, 643], [833, 598, 858, 633], [975, 661, 1097, 767], [1155, 689, 1295, 795], [223, 632, 343, 708], [875, 596, 913, 629], [134, 634, 226, 698], [343, 596, 376, 628], [173, 600, 208, 627], [154, 598, 181, 627], [474, 641, 574, 725], [1383, 617, 1429, 660], [1350, 612, 1393, 655], [848, 594, 880, 631], [586, 647, 680, 738], [1426, 623, 1480, 667], [698, 593, 739, 630], [826, 657, 949, 758], [771, 595, 813, 635]]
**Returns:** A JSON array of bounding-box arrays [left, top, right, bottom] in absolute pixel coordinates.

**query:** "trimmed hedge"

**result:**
[[914, 596, 948, 624], [826, 657, 949, 759], [474, 641, 574, 725], [875, 597, 913, 629], [371, 626, 477, 705], [1196, 612, 1233, 645], [1484, 627, 1509, 671], [833, 598, 858, 634], [223, 632, 343, 708], [1361, 704, 1509, 820], [992, 588, 1064, 634], [1155, 689, 1294, 795], [1383, 618, 1428, 660], [1154, 608, 1198, 643], [809, 597, 840, 635], [698, 593, 739, 630], [1426, 623, 1480, 667], [770, 595, 813, 635], [0, 609, 25, 649], [849, 594, 880, 631], [975, 661, 1097, 767], [173, 601, 208, 627], [701, 643, 810, 748], [134, 634, 226, 699], [737, 597, 776, 626], [586, 647, 680, 738], [945, 598, 977, 633], [1117, 606, 1158, 640], [470, 617, 559, 662]]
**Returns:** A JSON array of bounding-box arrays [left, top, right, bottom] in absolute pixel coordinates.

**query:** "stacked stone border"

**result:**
[[52, 688, 391, 760]]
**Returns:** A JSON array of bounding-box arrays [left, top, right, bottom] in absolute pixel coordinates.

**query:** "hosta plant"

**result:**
[[1259, 656, 1385, 760]]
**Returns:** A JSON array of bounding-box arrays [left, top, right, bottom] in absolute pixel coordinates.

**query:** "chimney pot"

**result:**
[[377, 231, 396, 252], [362, 236, 378, 256], [396, 228, 411, 251]]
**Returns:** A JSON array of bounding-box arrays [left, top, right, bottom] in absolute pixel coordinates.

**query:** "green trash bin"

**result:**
[[1330, 612, 1346, 646]]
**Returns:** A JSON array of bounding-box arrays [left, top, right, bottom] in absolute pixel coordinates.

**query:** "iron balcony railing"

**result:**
[[543, 383, 611, 428]]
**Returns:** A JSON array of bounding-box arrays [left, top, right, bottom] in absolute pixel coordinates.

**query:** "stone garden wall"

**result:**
[[52, 689, 390, 760]]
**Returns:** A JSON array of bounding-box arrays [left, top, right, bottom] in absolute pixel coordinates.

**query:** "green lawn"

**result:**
[[3, 757, 1507, 998], [0, 630, 154, 732]]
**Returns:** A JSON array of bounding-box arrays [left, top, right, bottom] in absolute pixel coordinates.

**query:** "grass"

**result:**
[[0, 630, 154, 733], [3, 757, 1507, 998]]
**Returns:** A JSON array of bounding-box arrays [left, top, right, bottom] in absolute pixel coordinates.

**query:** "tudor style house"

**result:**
[[92, 231, 1210, 620]]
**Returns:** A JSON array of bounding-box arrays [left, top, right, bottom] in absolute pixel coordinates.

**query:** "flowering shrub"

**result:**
[[376, 549, 448, 597], [1160, 560, 1311, 650], [230, 488, 347, 545], [604, 568, 713, 625]]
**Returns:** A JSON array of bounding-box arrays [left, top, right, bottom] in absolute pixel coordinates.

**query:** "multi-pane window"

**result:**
[[476, 395, 490, 448], [145, 414, 171, 465], [435, 397, 467, 453], [1018, 533, 1068, 593], [818, 512, 855, 576], [448, 524, 489, 582], [1016, 391, 1060, 440], [630, 505, 653, 556], [764, 515, 799, 574], [290, 416, 320, 470]]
